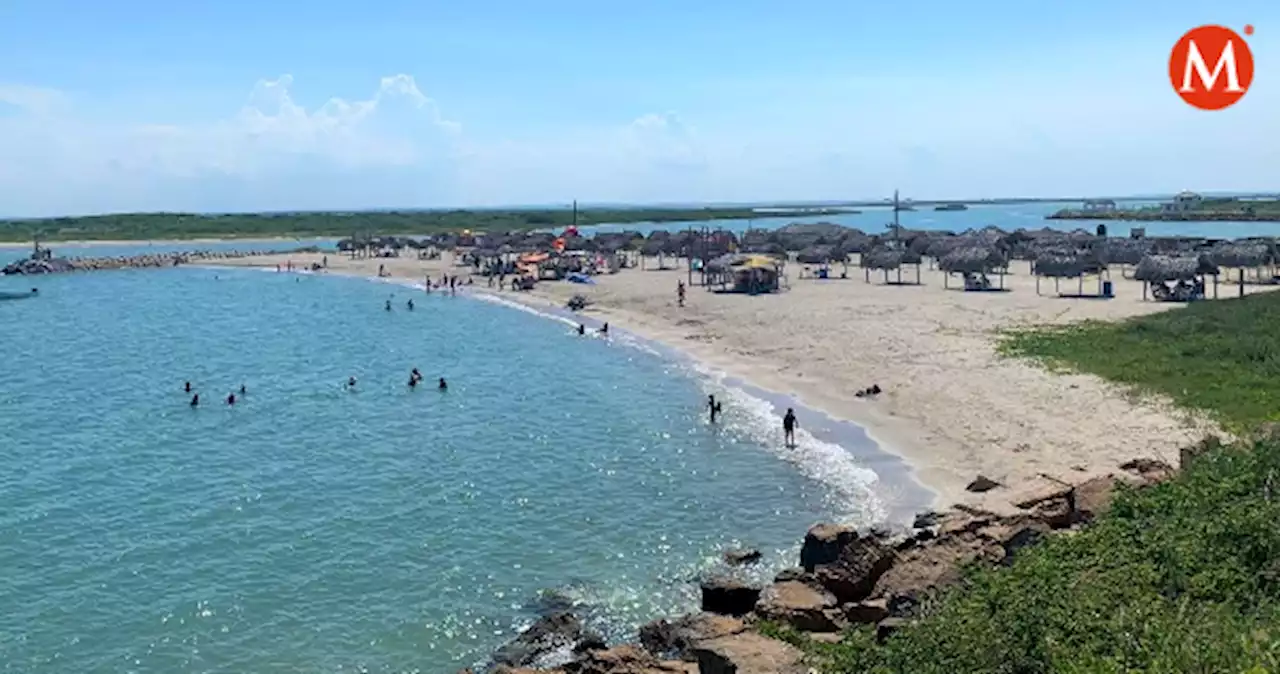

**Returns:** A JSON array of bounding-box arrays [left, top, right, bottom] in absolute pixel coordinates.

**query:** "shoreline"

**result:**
[[236, 262, 933, 523], [0, 236, 325, 249], [202, 250, 1222, 517]]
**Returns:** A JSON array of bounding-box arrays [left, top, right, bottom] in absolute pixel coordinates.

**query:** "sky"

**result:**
[[0, 1, 1276, 216]]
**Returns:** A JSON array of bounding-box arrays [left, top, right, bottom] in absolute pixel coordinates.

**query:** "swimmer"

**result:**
[[184, 381, 192, 393], [346, 376, 357, 390], [438, 377, 448, 391], [407, 298, 415, 310], [239, 384, 246, 395], [190, 394, 199, 407], [385, 299, 392, 312], [227, 393, 236, 405]]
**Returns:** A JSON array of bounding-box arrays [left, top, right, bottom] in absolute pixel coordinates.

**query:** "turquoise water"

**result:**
[[0, 267, 885, 673]]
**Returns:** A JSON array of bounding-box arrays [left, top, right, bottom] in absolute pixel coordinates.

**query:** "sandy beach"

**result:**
[[211, 251, 1245, 515]]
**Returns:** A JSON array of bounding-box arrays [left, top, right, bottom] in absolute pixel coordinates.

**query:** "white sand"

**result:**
[[214, 251, 1251, 514]]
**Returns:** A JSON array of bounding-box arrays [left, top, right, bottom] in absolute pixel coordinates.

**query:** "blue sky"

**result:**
[[0, 1, 1275, 216]]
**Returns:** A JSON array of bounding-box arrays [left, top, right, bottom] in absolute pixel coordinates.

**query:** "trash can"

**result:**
[[1102, 280, 1114, 297]]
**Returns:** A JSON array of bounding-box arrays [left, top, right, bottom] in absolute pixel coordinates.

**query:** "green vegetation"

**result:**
[[1000, 291, 1280, 432], [768, 438, 1280, 672], [0, 206, 831, 242], [775, 293, 1280, 672]]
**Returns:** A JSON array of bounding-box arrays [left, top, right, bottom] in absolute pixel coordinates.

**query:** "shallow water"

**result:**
[[0, 268, 890, 673]]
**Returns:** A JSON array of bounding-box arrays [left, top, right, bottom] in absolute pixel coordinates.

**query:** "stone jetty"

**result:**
[[1, 247, 305, 275]]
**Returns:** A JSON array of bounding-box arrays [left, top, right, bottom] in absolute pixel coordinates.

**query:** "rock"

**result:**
[[876, 617, 908, 643], [981, 520, 1050, 563], [800, 523, 858, 571], [754, 580, 842, 632], [638, 613, 746, 659], [843, 598, 891, 625], [965, 475, 1001, 493], [1181, 435, 1224, 468], [1074, 474, 1125, 521], [772, 567, 809, 583], [492, 612, 583, 667], [1119, 458, 1175, 484], [811, 533, 894, 603], [692, 631, 807, 674], [911, 511, 941, 529], [722, 548, 763, 566], [573, 630, 608, 654], [700, 577, 762, 617], [562, 645, 695, 674]]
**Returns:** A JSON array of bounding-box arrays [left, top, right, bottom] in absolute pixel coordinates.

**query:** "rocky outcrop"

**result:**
[[493, 456, 1177, 673], [492, 612, 586, 668], [1, 248, 295, 276], [699, 577, 761, 617], [722, 548, 762, 566]]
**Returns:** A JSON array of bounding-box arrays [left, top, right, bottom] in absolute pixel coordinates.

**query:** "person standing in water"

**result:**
[[782, 408, 797, 447], [346, 376, 357, 390], [239, 384, 246, 395], [438, 377, 448, 391], [577, 324, 585, 335], [599, 322, 609, 336], [226, 392, 236, 405], [407, 298, 415, 310], [184, 381, 192, 393], [190, 393, 199, 407], [385, 299, 392, 312], [708, 395, 722, 423]]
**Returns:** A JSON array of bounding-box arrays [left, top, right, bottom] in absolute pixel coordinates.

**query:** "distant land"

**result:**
[[1050, 196, 1280, 223], [3, 192, 1279, 242]]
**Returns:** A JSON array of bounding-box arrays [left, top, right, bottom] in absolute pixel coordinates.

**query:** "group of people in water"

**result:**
[[577, 322, 608, 336], [186, 380, 245, 407], [706, 394, 799, 447]]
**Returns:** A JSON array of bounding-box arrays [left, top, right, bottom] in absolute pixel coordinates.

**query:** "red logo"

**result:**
[[1169, 25, 1255, 110]]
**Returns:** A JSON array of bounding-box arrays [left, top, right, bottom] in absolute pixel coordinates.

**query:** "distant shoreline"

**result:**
[[1049, 210, 1280, 223]]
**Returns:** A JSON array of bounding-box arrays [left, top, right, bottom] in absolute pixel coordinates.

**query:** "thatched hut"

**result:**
[[1209, 241, 1277, 292], [1031, 250, 1111, 297], [861, 248, 923, 285], [938, 245, 1009, 291], [1133, 254, 1219, 301], [705, 254, 784, 294]]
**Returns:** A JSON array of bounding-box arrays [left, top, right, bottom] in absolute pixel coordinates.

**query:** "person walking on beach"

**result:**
[[677, 280, 686, 307], [708, 395, 722, 423], [782, 408, 797, 447]]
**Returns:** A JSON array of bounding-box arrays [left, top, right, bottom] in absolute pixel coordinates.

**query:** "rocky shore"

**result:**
[[471, 453, 1186, 674], [1, 248, 310, 275]]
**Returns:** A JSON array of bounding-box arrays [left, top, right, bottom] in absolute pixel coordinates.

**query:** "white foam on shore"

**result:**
[[688, 362, 887, 525]]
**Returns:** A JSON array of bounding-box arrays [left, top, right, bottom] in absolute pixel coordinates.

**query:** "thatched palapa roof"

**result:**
[[1032, 250, 1106, 278], [1210, 242, 1275, 268], [938, 245, 1007, 274], [1133, 254, 1219, 282]]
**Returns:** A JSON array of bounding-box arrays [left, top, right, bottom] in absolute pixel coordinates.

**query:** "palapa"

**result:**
[[1133, 254, 1218, 283], [938, 245, 1006, 274]]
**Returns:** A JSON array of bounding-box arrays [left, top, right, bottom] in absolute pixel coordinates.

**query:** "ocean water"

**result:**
[[0, 267, 889, 673]]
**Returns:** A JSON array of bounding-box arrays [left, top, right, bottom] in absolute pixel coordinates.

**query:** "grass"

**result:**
[[773, 291, 1280, 672], [999, 290, 1280, 432], [0, 206, 837, 242], [769, 437, 1280, 673]]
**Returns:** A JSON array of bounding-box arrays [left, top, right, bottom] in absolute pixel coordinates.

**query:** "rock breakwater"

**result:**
[[1, 248, 308, 275]]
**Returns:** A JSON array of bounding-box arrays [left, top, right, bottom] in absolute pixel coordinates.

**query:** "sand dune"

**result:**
[[215, 252, 1249, 515]]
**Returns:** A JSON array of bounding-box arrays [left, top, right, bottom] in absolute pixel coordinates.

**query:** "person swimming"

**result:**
[[184, 381, 192, 393], [239, 384, 246, 395], [385, 299, 392, 311], [227, 393, 236, 405], [407, 298, 415, 310], [411, 368, 422, 382], [346, 376, 357, 390], [190, 393, 199, 407], [438, 377, 448, 391]]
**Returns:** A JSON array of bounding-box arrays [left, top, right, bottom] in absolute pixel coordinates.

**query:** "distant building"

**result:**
[[1082, 198, 1117, 212], [1163, 190, 1203, 213]]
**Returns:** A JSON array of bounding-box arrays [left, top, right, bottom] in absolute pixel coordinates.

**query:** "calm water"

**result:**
[[0, 268, 887, 673]]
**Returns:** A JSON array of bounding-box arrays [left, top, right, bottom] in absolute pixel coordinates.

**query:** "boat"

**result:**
[[935, 203, 969, 211]]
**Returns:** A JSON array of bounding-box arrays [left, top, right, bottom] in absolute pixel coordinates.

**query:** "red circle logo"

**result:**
[[1169, 25, 1254, 110]]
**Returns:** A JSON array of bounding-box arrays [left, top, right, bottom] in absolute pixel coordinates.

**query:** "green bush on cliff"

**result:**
[[999, 290, 1280, 432], [772, 437, 1280, 673]]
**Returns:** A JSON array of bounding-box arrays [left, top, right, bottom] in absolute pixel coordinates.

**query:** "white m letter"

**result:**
[[1181, 39, 1244, 92]]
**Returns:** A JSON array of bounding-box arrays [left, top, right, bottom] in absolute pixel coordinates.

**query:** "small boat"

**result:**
[[935, 203, 969, 211], [0, 288, 38, 301]]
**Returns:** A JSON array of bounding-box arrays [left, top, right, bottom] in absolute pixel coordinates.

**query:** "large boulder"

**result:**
[[638, 613, 746, 660], [561, 645, 696, 674], [811, 533, 895, 603], [699, 577, 761, 617], [800, 523, 857, 570], [753, 580, 842, 632], [492, 612, 584, 668], [691, 631, 808, 674]]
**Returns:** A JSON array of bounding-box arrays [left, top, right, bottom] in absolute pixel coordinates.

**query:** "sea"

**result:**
[[0, 201, 1274, 673]]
